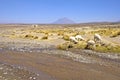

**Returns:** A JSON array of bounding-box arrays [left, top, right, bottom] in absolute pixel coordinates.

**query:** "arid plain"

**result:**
[[0, 24, 120, 80]]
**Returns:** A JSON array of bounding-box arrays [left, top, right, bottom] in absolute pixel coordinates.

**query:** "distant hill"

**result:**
[[53, 17, 76, 24]]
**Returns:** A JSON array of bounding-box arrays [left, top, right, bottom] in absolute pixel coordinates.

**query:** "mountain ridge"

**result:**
[[53, 17, 76, 24]]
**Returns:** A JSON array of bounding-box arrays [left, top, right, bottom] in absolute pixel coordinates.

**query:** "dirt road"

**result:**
[[0, 50, 120, 80]]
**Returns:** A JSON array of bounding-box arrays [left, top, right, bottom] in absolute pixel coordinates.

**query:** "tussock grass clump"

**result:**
[[57, 41, 87, 50], [39, 30, 49, 35], [9, 35, 16, 38], [63, 35, 70, 41], [77, 31, 85, 35], [58, 41, 120, 53], [41, 35, 48, 40], [89, 29, 111, 36], [94, 44, 120, 53], [86, 45, 95, 50], [57, 42, 74, 50], [24, 34, 34, 38], [94, 46, 108, 52], [57, 31, 64, 36], [88, 28, 120, 36], [88, 28, 120, 37], [24, 34, 38, 39], [75, 41, 87, 49], [33, 36, 39, 39], [112, 46, 120, 53], [34, 30, 42, 33], [111, 31, 120, 37]]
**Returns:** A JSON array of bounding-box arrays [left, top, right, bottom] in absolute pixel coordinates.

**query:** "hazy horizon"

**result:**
[[0, 0, 120, 23]]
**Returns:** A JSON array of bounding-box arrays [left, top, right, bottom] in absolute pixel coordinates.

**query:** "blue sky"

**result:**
[[0, 0, 120, 23]]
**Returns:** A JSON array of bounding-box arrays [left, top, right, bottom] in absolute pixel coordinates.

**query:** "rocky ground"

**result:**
[[0, 62, 38, 80]]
